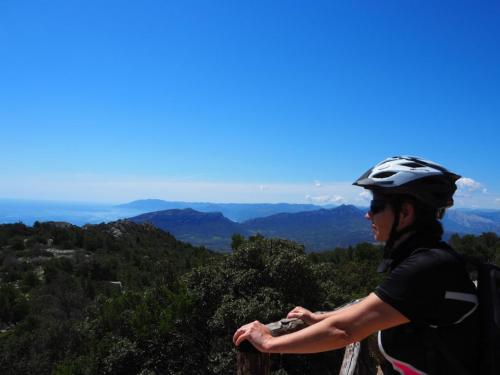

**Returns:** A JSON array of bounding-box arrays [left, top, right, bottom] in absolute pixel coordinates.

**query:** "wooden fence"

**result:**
[[236, 301, 383, 374]]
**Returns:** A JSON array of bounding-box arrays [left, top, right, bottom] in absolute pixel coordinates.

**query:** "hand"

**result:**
[[233, 320, 273, 352], [287, 306, 318, 325]]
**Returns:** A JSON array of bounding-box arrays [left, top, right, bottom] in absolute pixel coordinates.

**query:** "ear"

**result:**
[[398, 202, 415, 229]]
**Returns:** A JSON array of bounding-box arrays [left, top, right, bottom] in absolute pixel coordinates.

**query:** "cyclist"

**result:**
[[233, 156, 479, 374]]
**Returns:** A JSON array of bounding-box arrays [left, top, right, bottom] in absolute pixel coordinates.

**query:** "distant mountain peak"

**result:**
[[146, 208, 225, 218], [128, 208, 245, 251], [333, 204, 363, 213]]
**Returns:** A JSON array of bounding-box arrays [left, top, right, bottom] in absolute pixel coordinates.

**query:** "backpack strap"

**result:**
[[477, 262, 500, 375], [415, 246, 474, 375]]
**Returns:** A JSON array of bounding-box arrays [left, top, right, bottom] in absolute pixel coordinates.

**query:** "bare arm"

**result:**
[[233, 293, 409, 353], [287, 299, 364, 325]]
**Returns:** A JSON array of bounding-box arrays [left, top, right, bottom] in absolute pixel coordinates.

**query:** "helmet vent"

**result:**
[[402, 162, 425, 168], [373, 171, 396, 179]]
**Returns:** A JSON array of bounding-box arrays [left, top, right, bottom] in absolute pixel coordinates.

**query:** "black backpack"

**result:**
[[477, 263, 500, 375], [430, 261, 500, 375]]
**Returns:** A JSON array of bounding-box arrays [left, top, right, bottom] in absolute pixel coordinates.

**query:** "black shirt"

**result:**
[[374, 234, 479, 374]]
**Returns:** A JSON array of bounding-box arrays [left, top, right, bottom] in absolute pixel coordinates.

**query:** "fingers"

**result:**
[[233, 321, 274, 352], [233, 322, 247, 345], [235, 330, 249, 346], [233, 321, 259, 346], [233, 327, 250, 346], [233, 328, 243, 345], [287, 306, 304, 319]]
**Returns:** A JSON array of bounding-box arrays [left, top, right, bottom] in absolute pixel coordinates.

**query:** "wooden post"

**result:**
[[236, 341, 270, 375], [340, 342, 361, 375], [340, 336, 382, 375], [235, 318, 305, 374]]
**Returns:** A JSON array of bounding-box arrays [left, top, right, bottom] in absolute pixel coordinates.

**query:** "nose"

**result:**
[[365, 211, 372, 220]]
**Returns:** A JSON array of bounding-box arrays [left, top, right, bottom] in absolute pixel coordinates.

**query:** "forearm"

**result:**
[[235, 294, 407, 354], [310, 299, 365, 324], [263, 316, 354, 354], [311, 310, 339, 322]]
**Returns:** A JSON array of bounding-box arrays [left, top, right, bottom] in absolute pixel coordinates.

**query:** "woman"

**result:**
[[233, 156, 479, 374]]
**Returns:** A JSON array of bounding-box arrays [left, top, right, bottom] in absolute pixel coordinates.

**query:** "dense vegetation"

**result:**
[[0, 221, 498, 374], [0, 221, 215, 374]]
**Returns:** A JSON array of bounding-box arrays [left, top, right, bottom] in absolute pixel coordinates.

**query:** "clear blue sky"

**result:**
[[1, 1, 499, 207]]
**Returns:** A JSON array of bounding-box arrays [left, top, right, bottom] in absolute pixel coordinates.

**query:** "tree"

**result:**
[[231, 233, 245, 250], [185, 237, 341, 374]]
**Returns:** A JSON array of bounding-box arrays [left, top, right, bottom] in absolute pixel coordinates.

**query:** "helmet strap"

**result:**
[[377, 199, 417, 272], [437, 208, 446, 219], [384, 201, 401, 252]]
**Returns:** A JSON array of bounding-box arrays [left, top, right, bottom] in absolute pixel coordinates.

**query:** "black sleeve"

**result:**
[[374, 249, 449, 324]]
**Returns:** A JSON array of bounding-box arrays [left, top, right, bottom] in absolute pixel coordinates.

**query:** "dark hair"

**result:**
[[392, 195, 444, 242], [411, 199, 444, 241]]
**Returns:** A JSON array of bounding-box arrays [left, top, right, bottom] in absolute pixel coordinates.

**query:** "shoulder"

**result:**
[[375, 244, 476, 324], [397, 245, 462, 276]]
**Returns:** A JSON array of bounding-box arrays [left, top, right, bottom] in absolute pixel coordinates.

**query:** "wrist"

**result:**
[[262, 336, 276, 352], [311, 312, 321, 323]]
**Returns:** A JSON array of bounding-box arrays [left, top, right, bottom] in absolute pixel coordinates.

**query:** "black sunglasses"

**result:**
[[369, 199, 388, 215]]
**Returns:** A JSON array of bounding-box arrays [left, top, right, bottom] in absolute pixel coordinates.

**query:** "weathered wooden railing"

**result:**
[[236, 302, 382, 374], [236, 318, 305, 375]]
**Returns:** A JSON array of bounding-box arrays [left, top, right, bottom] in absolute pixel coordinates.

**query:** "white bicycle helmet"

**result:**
[[353, 156, 461, 209]]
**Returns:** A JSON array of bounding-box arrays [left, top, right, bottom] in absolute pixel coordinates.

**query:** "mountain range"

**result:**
[[117, 199, 326, 222], [0, 199, 326, 226], [2, 198, 500, 252], [129, 203, 500, 252], [129, 205, 374, 251]]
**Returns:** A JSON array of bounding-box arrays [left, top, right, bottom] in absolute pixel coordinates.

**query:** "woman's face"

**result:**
[[365, 199, 395, 242]]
